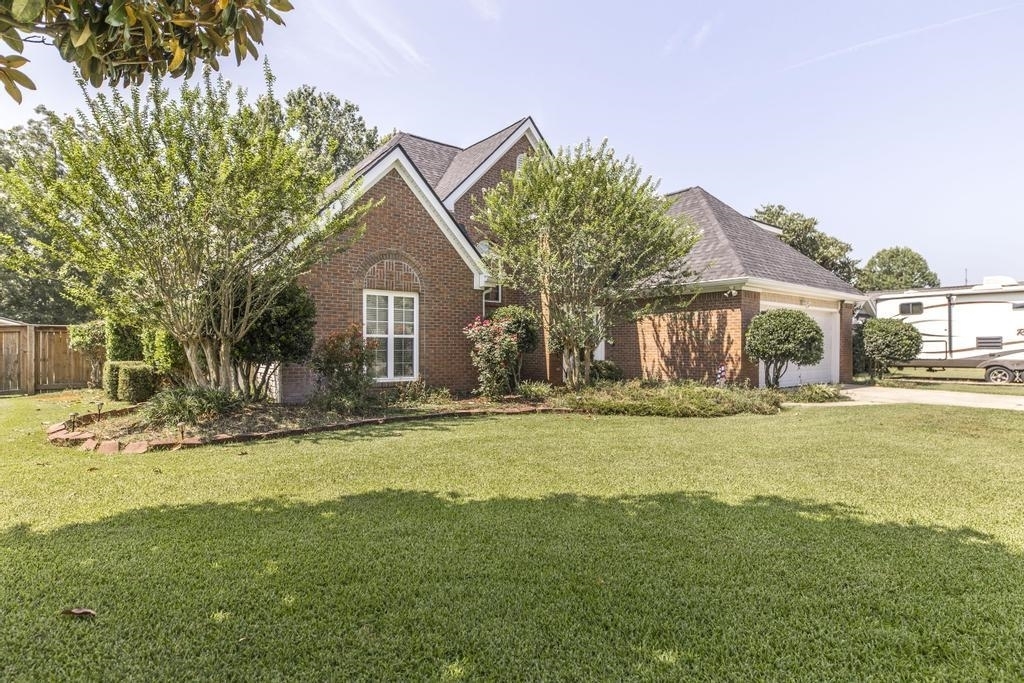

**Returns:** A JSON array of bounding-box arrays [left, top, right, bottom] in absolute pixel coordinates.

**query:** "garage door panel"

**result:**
[[759, 306, 839, 387]]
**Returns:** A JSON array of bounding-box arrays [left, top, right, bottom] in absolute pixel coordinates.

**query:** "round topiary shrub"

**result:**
[[744, 309, 824, 388], [862, 317, 922, 378]]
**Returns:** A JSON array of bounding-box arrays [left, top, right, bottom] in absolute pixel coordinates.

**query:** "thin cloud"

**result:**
[[308, 2, 427, 76], [663, 17, 715, 56], [468, 0, 501, 22], [784, 3, 1023, 71], [690, 20, 713, 50]]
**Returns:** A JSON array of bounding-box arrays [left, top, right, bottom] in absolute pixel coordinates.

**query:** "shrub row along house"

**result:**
[[279, 118, 861, 401]]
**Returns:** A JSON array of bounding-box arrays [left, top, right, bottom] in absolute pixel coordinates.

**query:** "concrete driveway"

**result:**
[[837, 385, 1024, 412]]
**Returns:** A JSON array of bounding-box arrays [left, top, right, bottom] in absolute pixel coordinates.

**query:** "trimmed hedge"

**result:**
[[103, 361, 125, 399], [117, 362, 158, 403]]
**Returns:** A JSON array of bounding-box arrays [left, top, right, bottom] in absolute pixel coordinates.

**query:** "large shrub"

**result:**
[[234, 282, 317, 400], [744, 309, 824, 388], [68, 320, 106, 388], [105, 320, 143, 361], [464, 316, 519, 399], [117, 362, 158, 403], [141, 327, 189, 385], [309, 325, 377, 411], [591, 359, 623, 382], [862, 318, 922, 378], [489, 305, 539, 389]]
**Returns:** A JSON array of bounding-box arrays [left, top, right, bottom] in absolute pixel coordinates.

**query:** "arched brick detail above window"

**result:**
[[364, 258, 422, 292]]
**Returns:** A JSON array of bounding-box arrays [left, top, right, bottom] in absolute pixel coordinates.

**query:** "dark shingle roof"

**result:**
[[434, 118, 528, 198], [668, 187, 861, 296], [348, 119, 528, 199], [349, 133, 461, 188]]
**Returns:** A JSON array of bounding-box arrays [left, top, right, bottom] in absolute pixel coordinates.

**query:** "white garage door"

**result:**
[[759, 306, 840, 388]]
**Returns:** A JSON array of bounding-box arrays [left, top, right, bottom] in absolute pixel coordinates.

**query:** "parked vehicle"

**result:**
[[869, 276, 1024, 383]]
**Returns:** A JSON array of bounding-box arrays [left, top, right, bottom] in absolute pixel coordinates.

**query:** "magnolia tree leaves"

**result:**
[[0, 0, 294, 102]]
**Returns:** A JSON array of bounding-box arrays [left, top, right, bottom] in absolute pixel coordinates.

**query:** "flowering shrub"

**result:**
[[463, 316, 519, 399], [309, 325, 378, 411]]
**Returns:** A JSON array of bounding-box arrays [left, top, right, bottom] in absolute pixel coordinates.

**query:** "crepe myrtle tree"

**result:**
[[475, 139, 698, 389], [744, 308, 824, 388], [1, 67, 371, 393], [0, 0, 293, 102]]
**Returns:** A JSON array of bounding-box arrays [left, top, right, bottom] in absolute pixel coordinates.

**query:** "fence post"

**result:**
[[25, 324, 36, 395]]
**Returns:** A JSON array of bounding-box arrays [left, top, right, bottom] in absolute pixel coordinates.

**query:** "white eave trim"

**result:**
[[744, 277, 865, 303], [442, 118, 543, 211], [354, 147, 491, 289]]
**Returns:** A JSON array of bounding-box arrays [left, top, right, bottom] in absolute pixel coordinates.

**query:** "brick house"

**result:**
[[604, 187, 862, 387], [278, 119, 861, 401]]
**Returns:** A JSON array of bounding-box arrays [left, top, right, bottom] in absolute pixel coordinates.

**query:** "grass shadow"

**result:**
[[2, 491, 1023, 679]]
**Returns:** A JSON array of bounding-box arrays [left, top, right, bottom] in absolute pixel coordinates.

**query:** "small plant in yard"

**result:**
[[591, 359, 623, 382], [745, 309, 824, 388], [391, 380, 454, 408], [143, 387, 242, 427], [862, 317, 922, 379], [464, 316, 519, 399], [785, 383, 847, 403], [518, 380, 553, 402], [309, 325, 377, 412]]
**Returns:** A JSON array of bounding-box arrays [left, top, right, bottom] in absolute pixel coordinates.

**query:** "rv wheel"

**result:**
[[985, 366, 1013, 383]]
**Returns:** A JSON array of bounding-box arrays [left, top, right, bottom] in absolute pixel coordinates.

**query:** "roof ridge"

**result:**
[[459, 117, 528, 151], [394, 131, 463, 151]]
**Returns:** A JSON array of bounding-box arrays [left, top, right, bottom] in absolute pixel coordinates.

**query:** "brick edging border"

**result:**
[[45, 405, 567, 455]]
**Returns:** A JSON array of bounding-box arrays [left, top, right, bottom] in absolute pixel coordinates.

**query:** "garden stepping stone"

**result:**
[[97, 441, 120, 455], [148, 438, 179, 451], [122, 442, 148, 455], [80, 439, 98, 452]]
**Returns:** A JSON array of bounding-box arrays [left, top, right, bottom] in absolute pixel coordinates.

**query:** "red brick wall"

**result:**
[[280, 169, 484, 402], [452, 136, 535, 245], [606, 290, 761, 385]]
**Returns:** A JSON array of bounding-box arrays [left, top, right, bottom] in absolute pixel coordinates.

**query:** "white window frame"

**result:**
[[363, 289, 419, 382], [484, 285, 502, 304]]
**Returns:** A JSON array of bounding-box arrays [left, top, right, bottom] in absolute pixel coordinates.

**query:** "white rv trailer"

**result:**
[[871, 276, 1024, 382]]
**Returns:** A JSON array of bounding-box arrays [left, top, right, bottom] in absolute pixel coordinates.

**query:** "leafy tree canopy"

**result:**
[[0, 0, 293, 102], [0, 105, 90, 323], [754, 204, 859, 284], [858, 246, 940, 291], [0, 67, 370, 393], [476, 139, 697, 389], [285, 85, 381, 178]]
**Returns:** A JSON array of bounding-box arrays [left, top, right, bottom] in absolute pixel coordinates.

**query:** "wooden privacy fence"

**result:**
[[0, 324, 91, 395]]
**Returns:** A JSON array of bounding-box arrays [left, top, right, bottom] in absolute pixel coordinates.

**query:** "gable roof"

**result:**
[[349, 132, 461, 188], [349, 118, 537, 200], [433, 118, 529, 199], [668, 187, 861, 297]]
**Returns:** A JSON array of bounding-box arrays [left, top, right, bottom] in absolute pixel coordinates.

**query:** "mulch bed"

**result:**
[[45, 400, 564, 455]]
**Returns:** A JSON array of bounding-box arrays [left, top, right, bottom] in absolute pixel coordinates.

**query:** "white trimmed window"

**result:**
[[363, 290, 418, 381]]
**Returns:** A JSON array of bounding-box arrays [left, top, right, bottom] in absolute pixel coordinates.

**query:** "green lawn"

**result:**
[[3, 391, 1024, 679], [857, 366, 1024, 396]]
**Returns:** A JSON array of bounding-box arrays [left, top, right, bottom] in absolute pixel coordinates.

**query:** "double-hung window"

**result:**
[[364, 290, 418, 381]]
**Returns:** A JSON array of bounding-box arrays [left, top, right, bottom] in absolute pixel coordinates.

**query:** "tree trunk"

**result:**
[[182, 341, 210, 388], [218, 340, 235, 393]]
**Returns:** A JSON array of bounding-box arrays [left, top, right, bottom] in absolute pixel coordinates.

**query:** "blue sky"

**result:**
[[2, 0, 1021, 286]]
